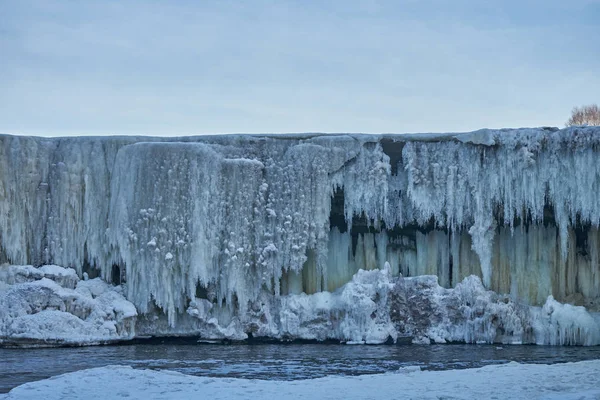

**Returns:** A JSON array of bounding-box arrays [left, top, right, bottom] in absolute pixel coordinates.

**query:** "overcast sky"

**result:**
[[1, 0, 599, 136]]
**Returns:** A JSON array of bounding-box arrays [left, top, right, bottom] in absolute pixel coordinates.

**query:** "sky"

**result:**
[[1, 0, 599, 137]]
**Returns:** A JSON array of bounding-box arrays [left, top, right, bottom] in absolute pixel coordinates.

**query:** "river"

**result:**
[[2, 342, 600, 393]]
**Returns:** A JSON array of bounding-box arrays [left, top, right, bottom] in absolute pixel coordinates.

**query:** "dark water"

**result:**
[[1, 343, 600, 393]]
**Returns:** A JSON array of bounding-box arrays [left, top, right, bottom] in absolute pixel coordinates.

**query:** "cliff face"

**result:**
[[1, 127, 599, 342]]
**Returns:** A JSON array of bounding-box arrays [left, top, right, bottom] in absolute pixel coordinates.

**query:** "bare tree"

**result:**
[[566, 104, 600, 126]]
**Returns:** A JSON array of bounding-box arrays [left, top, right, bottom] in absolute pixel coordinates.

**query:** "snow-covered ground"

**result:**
[[2, 360, 600, 400]]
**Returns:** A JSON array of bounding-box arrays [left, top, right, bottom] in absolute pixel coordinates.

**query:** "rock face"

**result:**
[[1, 127, 600, 346]]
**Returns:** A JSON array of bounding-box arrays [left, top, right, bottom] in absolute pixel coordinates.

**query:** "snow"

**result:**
[[0, 264, 136, 346], [3, 360, 600, 400], [1, 127, 600, 341]]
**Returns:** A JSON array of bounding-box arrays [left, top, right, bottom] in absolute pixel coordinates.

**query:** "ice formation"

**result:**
[[0, 265, 136, 346], [1, 127, 600, 345]]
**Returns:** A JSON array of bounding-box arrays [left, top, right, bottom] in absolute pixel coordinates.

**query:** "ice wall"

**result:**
[[1, 127, 600, 329]]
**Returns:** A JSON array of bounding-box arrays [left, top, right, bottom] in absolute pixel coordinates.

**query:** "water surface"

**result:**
[[2, 342, 600, 393]]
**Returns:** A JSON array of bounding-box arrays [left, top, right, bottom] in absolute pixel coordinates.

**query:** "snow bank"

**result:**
[[0, 265, 136, 346], [3, 360, 600, 400]]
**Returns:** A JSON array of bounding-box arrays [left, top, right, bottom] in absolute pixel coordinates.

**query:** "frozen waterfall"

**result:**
[[1, 127, 600, 345]]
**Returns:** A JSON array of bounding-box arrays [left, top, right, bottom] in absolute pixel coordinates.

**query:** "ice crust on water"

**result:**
[[0, 265, 136, 346], [1, 127, 600, 344], [4, 359, 600, 400], [7, 360, 600, 400]]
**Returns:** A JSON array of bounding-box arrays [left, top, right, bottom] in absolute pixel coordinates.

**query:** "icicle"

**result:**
[[2, 127, 600, 327]]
